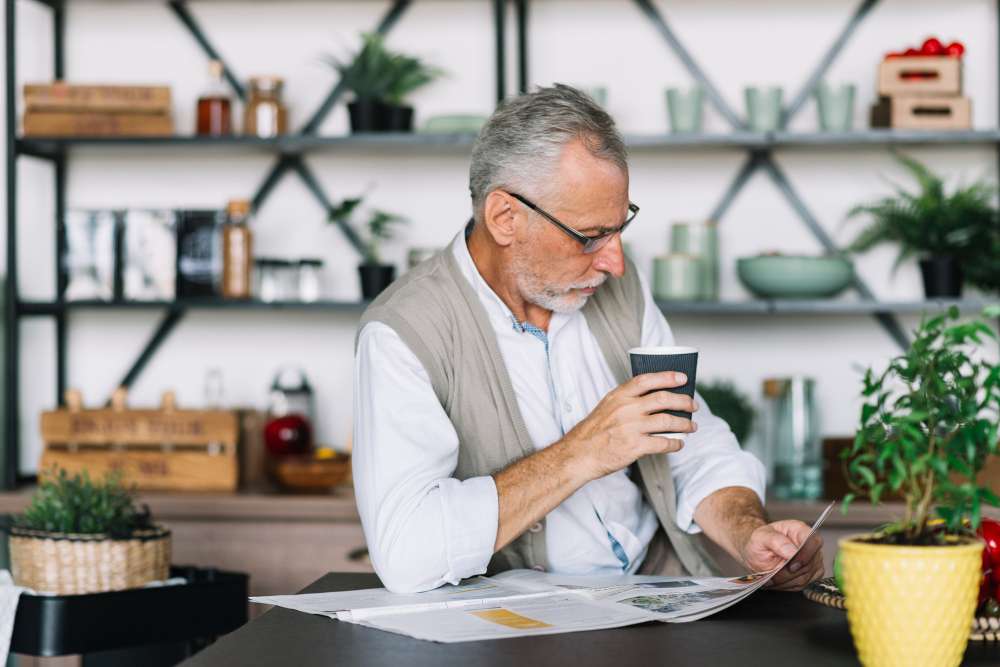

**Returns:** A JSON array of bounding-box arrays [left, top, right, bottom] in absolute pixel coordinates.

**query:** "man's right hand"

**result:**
[[565, 371, 698, 481]]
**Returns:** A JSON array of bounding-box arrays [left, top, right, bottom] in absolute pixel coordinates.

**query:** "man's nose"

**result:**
[[591, 234, 626, 278]]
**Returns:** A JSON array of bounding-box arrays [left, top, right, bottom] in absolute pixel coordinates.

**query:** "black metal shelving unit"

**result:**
[[5, 0, 1000, 488]]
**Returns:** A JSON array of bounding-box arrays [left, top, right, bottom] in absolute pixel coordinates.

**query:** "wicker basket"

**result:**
[[9, 524, 171, 595]]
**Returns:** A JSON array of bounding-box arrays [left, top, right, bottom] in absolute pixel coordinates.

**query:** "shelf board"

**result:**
[[657, 298, 997, 315], [18, 298, 996, 317], [16, 129, 1000, 159]]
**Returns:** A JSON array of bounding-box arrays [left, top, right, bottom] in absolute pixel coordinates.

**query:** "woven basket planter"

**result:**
[[9, 524, 171, 595]]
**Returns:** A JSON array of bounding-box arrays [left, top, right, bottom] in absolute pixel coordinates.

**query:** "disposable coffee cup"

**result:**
[[628, 345, 698, 439]]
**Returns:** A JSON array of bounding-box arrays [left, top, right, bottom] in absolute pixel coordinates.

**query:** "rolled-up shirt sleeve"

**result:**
[[352, 321, 499, 593], [636, 271, 767, 535]]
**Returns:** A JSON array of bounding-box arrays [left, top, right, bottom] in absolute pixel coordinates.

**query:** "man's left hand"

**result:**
[[739, 520, 824, 591]]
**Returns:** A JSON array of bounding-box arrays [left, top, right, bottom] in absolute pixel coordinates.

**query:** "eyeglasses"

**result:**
[[507, 192, 639, 254]]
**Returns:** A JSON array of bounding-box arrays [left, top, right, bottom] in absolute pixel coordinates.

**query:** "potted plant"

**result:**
[[9, 469, 171, 594], [325, 33, 442, 133], [330, 196, 407, 299], [845, 152, 998, 298], [838, 305, 1000, 666], [697, 380, 755, 443], [381, 51, 443, 132]]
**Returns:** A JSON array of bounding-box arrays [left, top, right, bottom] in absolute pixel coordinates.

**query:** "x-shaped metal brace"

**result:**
[[632, 0, 910, 350]]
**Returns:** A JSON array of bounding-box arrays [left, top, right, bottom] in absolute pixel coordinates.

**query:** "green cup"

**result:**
[[653, 254, 703, 301], [815, 82, 855, 132], [745, 86, 783, 132], [666, 86, 704, 133]]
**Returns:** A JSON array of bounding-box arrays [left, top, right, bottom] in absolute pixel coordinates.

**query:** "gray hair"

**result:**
[[468, 84, 628, 223]]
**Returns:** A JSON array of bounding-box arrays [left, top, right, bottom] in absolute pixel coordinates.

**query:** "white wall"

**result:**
[[3, 0, 998, 474]]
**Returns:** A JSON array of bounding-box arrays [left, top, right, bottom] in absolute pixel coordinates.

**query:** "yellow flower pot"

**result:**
[[839, 534, 983, 667]]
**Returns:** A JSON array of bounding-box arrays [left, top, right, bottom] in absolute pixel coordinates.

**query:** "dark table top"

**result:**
[[181, 573, 1000, 667]]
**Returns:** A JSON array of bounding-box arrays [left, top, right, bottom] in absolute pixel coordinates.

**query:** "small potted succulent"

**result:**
[[846, 152, 998, 298], [329, 196, 407, 299], [838, 305, 999, 666], [9, 469, 171, 594], [325, 32, 442, 133]]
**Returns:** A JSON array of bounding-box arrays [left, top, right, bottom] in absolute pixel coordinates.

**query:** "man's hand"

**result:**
[[565, 371, 698, 481], [740, 520, 825, 591]]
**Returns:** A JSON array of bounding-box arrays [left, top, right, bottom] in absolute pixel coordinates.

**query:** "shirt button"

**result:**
[[529, 522, 543, 533], [531, 565, 546, 572], [563, 401, 572, 413]]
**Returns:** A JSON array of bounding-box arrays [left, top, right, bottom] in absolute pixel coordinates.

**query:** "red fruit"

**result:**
[[921, 37, 945, 56], [904, 47, 922, 57], [885, 52, 904, 60], [946, 41, 965, 57], [979, 518, 1000, 581], [264, 413, 313, 457]]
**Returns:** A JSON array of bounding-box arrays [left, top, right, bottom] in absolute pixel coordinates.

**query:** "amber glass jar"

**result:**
[[243, 76, 288, 138]]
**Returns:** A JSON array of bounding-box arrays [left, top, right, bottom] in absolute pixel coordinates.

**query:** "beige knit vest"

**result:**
[[357, 235, 721, 577]]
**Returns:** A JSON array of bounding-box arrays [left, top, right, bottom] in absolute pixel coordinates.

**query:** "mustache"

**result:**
[[565, 275, 608, 291]]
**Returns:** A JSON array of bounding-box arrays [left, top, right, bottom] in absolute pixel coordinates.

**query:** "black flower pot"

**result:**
[[382, 104, 414, 132], [919, 255, 964, 298], [348, 99, 390, 133], [359, 264, 396, 300]]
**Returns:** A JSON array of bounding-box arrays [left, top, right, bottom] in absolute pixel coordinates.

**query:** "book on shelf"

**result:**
[[22, 111, 173, 137], [23, 83, 172, 114]]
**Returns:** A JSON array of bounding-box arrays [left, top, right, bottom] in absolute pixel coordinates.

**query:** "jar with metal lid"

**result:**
[[244, 76, 288, 138], [297, 259, 323, 302]]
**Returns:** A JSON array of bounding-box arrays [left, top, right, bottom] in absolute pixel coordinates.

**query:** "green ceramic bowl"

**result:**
[[736, 254, 854, 299]]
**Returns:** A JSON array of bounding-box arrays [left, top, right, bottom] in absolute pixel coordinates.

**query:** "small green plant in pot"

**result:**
[[697, 380, 755, 444], [325, 33, 442, 133], [837, 305, 1000, 666], [10, 469, 171, 594], [845, 152, 998, 298], [330, 197, 407, 299]]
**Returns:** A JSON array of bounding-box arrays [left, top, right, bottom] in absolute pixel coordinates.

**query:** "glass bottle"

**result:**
[[222, 199, 253, 299], [196, 60, 233, 136], [244, 76, 288, 138]]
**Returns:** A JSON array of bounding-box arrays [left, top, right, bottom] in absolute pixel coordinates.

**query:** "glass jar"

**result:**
[[244, 76, 288, 138], [763, 376, 822, 500], [297, 259, 323, 302]]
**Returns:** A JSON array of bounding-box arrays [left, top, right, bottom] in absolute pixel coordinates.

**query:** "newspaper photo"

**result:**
[[251, 502, 833, 642]]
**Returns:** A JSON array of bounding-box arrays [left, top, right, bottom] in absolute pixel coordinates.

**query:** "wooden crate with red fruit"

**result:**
[[873, 36, 970, 129], [878, 56, 961, 97]]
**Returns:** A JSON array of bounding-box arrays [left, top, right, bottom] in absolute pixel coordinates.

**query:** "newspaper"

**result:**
[[252, 502, 833, 642]]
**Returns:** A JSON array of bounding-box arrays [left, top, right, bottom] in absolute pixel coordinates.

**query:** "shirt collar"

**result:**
[[450, 229, 573, 337]]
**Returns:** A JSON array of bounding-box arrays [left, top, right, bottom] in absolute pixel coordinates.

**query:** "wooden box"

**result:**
[[878, 56, 962, 97], [40, 389, 239, 492], [870, 95, 971, 130]]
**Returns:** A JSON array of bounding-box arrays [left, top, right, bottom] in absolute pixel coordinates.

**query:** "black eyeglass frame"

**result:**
[[507, 192, 639, 254]]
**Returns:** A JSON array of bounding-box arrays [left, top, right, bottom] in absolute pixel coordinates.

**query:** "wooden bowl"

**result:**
[[270, 451, 350, 493]]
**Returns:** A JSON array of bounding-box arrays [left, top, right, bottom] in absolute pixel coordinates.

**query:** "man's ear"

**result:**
[[482, 190, 518, 248]]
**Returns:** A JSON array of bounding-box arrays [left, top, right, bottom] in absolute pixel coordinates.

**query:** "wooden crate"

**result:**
[[870, 95, 971, 130], [40, 389, 239, 492], [878, 56, 962, 97]]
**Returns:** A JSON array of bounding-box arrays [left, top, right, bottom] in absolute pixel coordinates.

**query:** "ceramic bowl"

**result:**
[[736, 254, 853, 298]]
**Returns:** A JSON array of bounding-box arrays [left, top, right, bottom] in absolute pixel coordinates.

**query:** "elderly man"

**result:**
[[353, 84, 824, 594]]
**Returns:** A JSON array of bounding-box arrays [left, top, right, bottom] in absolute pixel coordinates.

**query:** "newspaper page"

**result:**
[[252, 502, 833, 642]]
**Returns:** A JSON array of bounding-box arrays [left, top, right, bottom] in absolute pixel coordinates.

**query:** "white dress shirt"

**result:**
[[353, 232, 766, 593]]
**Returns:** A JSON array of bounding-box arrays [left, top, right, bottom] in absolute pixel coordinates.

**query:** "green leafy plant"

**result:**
[[324, 32, 442, 104], [328, 196, 407, 265], [698, 380, 755, 443], [16, 469, 153, 536], [845, 152, 999, 292], [841, 305, 1000, 544]]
